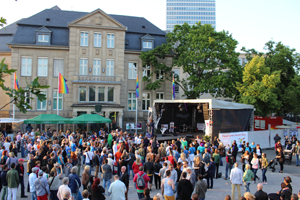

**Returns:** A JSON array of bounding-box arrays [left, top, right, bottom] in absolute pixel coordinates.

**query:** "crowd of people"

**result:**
[[0, 127, 299, 200]]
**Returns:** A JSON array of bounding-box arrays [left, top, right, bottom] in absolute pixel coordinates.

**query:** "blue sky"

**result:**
[[1, 0, 299, 53]]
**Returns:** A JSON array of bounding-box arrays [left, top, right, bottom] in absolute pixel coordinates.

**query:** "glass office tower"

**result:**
[[166, 0, 216, 31]]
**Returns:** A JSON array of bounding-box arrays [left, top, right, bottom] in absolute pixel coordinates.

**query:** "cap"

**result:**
[[284, 176, 292, 183], [18, 158, 24, 162], [32, 167, 38, 173], [38, 170, 44, 176]]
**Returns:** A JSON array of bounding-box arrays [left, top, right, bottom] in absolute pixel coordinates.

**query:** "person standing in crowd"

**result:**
[[260, 153, 268, 184], [231, 140, 238, 162], [243, 164, 254, 193], [57, 177, 71, 200], [276, 147, 285, 173], [144, 157, 154, 191], [161, 170, 175, 200], [251, 153, 259, 183], [108, 175, 127, 200], [6, 163, 19, 200], [82, 165, 90, 190], [230, 162, 243, 200], [34, 170, 50, 200], [206, 157, 216, 189], [294, 140, 300, 166], [254, 183, 268, 200], [224, 150, 235, 180], [1, 164, 8, 200], [274, 134, 281, 144], [101, 158, 112, 195], [275, 140, 282, 156], [68, 166, 81, 200], [16, 158, 27, 198], [91, 178, 105, 200], [195, 174, 207, 200], [153, 158, 162, 190], [212, 149, 220, 178], [83, 146, 94, 174], [48, 169, 63, 200], [29, 167, 38, 200], [64, 158, 73, 177], [177, 172, 193, 200], [120, 166, 129, 200], [133, 166, 150, 199]]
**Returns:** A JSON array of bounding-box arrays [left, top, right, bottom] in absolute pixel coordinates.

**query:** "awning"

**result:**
[[0, 118, 25, 124], [23, 114, 70, 124], [69, 114, 111, 124]]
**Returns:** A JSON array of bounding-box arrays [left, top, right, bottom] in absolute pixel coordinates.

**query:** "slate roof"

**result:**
[[0, 19, 23, 52], [7, 6, 167, 50]]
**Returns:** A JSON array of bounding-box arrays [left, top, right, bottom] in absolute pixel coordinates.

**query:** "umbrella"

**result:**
[[23, 114, 71, 124], [69, 114, 111, 124]]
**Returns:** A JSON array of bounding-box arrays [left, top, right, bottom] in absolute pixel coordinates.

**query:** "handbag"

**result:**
[[86, 152, 93, 166]]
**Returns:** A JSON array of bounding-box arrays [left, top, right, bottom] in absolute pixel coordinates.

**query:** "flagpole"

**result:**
[[136, 96, 137, 134], [13, 97, 15, 120], [57, 74, 59, 116]]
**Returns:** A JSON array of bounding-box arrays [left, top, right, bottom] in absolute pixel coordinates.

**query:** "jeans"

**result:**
[[127, 164, 134, 179], [50, 190, 58, 200], [1, 186, 7, 200], [220, 155, 223, 166], [262, 168, 267, 182], [137, 192, 144, 199], [244, 182, 250, 192], [225, 163, 232, 179], [72, 193, 78, 200], [206, 174, 213, 188], [31, 192, 37, 200], [117, 162, 121, 176], [7, 187, 17, 200], [103, 179, 111, 195], [215, 163, 219, 178], [199, 198, 205, 200], [83, 155, 86, 165], [252, 169, 258, 181], [20, 178, 25, 196], [21, 145, 25, 158], [296, 154, 300, 166]]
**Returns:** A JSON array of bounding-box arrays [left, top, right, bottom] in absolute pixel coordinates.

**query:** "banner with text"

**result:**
[[219, 132, 248, 152]]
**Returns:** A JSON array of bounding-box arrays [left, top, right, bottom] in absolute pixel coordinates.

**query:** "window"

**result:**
[[79, 87, 86, 102], [107, 34, 114, 48], [38, 58, 48, 77], [128, 93, 136, 111], [53, 91, 63, 110], [37, 91, 47, 110], [21, 57, 32, 76], [53, 59, 64, 77], [80, 32, 88, 46], [107, 87, 114, 102], [128, 62, 137, 79], [94, 33, 101, 47], [143, 41, 152, 48], [38, 34, 49, 42], [156, 93, 164, 100], [93, 59, 101, 75], [98, 87, 105, 101], [142, 93, 151, 111], [156, 70, 164, 80], [89, 87, 95, 101], [79, 59, 88, 75], [106, 60, 114, 76], [143, 65, 150, 77]]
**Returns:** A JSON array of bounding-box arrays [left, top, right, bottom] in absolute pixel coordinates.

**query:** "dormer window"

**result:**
[[143, 41, 152, 49], [38, 34, 49, 42]]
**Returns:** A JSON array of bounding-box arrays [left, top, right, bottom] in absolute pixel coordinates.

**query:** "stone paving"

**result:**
[[14, 149, 300, 200]]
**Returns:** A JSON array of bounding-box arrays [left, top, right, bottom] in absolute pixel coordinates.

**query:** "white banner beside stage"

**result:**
[[219, 132, 248, 152]]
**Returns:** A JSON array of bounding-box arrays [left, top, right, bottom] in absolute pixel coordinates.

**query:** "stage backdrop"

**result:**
[[219, 132, 248, 152]]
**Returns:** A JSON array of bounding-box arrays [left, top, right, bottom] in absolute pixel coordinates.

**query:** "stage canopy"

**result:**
[[23, 114, 70, 124], [69, 114, 111, 124]]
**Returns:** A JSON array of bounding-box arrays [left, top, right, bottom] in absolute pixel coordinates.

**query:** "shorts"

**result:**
[[148, 175, 153, 183]]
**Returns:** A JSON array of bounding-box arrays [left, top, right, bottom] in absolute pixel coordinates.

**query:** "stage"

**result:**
[[156, 131, 205, 142]]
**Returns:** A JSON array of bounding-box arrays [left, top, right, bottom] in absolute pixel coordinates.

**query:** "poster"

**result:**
[[126, 123, 142, 129], [205, 120, 212, 136], [197, 123, 205, 131], [219, 132, 248, 152]]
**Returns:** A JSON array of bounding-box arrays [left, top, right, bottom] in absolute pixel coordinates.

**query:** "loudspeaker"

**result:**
[[95, 105, 102, 112]]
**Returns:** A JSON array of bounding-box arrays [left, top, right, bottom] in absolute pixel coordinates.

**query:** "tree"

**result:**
[[0, 18, 49, 113], [236, 56, 281, 117], [241, 41, 300, 116], [140, 22, 242, 99]]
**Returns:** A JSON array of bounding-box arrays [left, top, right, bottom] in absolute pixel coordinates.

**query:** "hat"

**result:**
[[38, 170, 44, 176], [18, 158, 24, 162], [284, 176, 292, 183], [32, 167, 38, 173]]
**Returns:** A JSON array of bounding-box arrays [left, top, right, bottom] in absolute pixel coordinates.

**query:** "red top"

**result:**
[[275, 143, 282, 150], [133, 171, 150, 190], [167, 155, 174, 165], [115, 151, 122, 162], [20, 165, 24, 174], [132, 162, 143, 174]]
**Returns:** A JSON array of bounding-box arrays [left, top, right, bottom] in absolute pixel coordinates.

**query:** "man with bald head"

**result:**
[[254, 183, 268, 200], [120, 166, 129, 200]]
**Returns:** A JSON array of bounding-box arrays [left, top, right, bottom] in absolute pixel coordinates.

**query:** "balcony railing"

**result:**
[[73, 74, 122, 83]]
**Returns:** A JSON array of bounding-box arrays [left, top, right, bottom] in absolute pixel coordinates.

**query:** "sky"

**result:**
[[1, 0, 300, 53]]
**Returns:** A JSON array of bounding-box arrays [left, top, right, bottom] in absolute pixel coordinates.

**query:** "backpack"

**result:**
[[136, 173, 146, 189], [203, 153, 211, 163], [228, 155, 234, 165]]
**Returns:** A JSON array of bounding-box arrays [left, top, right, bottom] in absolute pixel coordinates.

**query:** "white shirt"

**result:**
[[3, 142, 10, 153], [230, 167, 243, 185], [28, 173, 37, 192], [108, 180, 126, 200], [57, 185, 72, 200], [85, 151, 94, 164], [107, 158, 114, 171], [113, 144, 118, 155]]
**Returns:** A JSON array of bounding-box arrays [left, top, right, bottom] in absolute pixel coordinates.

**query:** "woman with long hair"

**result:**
[[276, 147, 285, 173], [57, 150, 64, 169], [193, 156, 205, 178], [132, 157, 143, 175], [0, 150, 8, 165], [153, 157, 162, 190], [241, 151, 250, 172], [260, 153, 268, 184], [251, 153, 259, 183], [91, 178, 105, 200]]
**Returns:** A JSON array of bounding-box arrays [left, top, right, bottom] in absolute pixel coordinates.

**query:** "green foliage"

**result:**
[[140, 22, 242, 99], [241, 41, 300, 116], [203, 135, 211, 142], [236, 56, 281, 117]]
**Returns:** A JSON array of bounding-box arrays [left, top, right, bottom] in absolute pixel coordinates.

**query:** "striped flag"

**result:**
[[14, 72, 19, 90], [172, 77, 175, 99], [136, 75, 139, 98], [58, 73, 69, 94]]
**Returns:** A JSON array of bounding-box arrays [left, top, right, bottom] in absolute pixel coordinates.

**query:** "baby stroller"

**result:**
[[284, 144, 295, 165], [268, 158, 276, 172]]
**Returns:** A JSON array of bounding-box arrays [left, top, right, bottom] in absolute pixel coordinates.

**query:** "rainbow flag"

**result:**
[[14, 72, 19, 90], [136, 75, 139, 98], [58, 73, 69, 94], [172, 77, 175, 99]]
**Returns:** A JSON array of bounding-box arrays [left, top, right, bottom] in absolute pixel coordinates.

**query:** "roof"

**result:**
[[153, 99, 254, 110], [0, 19, 23, 52]]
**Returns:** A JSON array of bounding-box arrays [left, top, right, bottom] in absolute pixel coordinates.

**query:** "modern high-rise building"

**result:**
[[166, 0, 216, 31]]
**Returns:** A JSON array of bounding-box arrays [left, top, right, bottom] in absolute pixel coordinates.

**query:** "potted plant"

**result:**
[[203, 135, 211, 143]]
